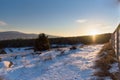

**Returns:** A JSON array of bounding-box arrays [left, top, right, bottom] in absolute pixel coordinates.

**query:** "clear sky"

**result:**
[[0, 0, 119, 37]]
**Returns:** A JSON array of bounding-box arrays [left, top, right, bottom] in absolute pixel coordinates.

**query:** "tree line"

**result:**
[[0, 33, 111, 49]]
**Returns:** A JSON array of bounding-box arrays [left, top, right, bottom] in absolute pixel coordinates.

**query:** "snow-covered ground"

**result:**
[[0, 45, 103, 80]]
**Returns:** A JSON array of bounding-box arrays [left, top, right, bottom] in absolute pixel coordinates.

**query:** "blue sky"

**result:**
[[0, 0, 119, 36]]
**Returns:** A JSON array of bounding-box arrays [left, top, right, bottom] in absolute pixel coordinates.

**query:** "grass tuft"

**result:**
[[93, 42, 120, 80]]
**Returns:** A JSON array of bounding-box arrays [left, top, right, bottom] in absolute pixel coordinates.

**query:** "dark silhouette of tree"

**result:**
[[34, 33, 50, 51]]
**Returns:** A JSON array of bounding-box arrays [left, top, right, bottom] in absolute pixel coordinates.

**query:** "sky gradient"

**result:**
[[0, 0, 119, 37]]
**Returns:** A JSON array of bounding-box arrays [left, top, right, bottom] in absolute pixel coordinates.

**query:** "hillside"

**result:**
[[0, 31, 59, 40], [50, 33, 112, 44]]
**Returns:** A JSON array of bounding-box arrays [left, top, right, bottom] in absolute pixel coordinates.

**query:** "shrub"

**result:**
[[70, 46, 77, 50], [34, 33, 50, 51]]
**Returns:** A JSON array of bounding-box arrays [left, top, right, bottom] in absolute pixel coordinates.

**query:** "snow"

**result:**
[[0, 47, 34, 59], [92, 76, 112, 80], [4, 47, 34, 54], [0, 45, 103, 80], [109, 63, 119, 73], [1, 61, 12, 68], [51, 44, 83, 48]]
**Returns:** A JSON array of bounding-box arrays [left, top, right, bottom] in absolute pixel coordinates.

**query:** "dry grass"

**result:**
[[70, 46, 77, 50], [0, 76, 4, 80], [93, 42, 120, 80]]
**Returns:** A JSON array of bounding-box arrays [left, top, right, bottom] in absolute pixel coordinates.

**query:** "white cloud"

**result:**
[[0, 21, 7, 26], [76, 19, 87, 23]]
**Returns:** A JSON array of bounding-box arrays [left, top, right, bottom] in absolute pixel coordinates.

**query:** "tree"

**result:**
[[34, 33, 50, 51]]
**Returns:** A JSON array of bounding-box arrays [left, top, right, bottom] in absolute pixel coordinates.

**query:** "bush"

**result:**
[[34, 33, 50, 51], [70, 46, 77, 50]]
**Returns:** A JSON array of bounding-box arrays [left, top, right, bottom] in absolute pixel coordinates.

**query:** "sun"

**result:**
[[90, 29, 99, 42], [90, 29, 99, 36]]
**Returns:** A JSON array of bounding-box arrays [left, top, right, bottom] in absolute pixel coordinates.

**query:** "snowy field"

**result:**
[[0, 45, 103, 80]]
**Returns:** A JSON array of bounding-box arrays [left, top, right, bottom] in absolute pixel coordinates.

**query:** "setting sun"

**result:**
[[90, 29, 99, 36]]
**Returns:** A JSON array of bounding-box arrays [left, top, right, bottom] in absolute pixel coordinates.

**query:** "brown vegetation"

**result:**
[[0, 76, 4, 80], [70, 46, 77, 50], [93, 43, 120, 80]]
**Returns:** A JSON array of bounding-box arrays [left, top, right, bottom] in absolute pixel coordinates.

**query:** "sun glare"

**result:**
[[90, 29, 99, 36], [90, 29, 99, 42]]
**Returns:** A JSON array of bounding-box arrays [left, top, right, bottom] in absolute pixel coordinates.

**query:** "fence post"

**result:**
[[117, 29, 119, 60], [111, 24, 120, 60]]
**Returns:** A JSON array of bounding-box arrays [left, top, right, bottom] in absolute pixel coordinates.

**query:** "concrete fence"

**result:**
[[111, 24, 120, 59]]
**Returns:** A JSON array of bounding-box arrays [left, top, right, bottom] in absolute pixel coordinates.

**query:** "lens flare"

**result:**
[[90, 29, 99, 36]]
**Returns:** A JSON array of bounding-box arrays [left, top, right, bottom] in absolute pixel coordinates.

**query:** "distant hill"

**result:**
[[0, 31, 59, 40]]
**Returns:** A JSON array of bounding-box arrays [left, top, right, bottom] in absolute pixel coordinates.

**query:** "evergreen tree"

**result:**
[[34, 33, 50, 51]]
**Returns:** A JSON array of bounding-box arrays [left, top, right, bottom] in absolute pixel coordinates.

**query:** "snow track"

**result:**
[[0, 45, 103, 80]]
